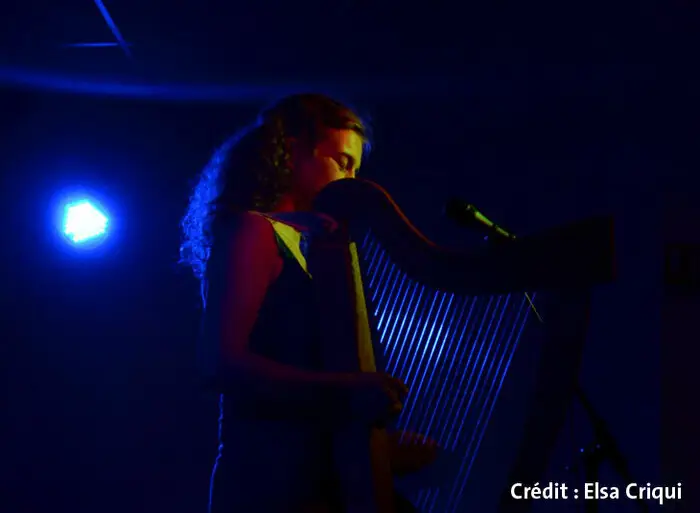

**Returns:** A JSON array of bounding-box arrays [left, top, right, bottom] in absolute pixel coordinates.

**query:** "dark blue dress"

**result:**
[[205, 213, 341, 513], [204, 213, 411, 513]]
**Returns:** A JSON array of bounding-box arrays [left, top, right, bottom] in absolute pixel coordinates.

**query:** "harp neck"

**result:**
[[313, 178, 615, 294]]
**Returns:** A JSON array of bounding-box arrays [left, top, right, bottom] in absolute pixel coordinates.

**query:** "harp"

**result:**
[[307, 179, 615, 513]]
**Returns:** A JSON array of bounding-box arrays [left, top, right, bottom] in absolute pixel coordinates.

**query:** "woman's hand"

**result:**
[[388, 430, 439, 476], [346, 372, 409, 424]]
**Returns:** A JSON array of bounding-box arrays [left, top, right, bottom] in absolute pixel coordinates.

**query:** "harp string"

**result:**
[[380, 275, 414, 360], [426, 296, 479, 446], [397, 289, 449, 423], [442, 295, 505, 450], [406, 292, 457, 437], [417, 298, 471, 439], [444, 294, 533, 513], [359, 233, 533, 513], [385, 283, 426, 380], [383, 278, 421, 368]]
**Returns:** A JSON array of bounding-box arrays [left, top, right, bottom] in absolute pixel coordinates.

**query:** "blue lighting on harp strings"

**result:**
[[360, 233, 535, 513]]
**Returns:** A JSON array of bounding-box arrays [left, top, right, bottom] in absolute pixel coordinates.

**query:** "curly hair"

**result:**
[[180, 93, 372, 283]]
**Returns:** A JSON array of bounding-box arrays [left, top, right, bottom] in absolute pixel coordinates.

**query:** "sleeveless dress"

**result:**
[[205, 212, 414, 513], [207, 212, 341, 513]]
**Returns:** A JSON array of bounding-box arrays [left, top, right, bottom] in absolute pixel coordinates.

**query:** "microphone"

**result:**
[[444, 198, 516, 241], [445, 197, 543, 322]]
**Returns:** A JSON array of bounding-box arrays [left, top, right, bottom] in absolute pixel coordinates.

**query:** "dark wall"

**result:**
[[0, 81, 686, 512], [661, 194, 699, 513]]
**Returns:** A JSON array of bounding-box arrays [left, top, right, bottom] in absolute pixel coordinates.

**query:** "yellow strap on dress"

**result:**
[[253, 212, 311, 277]]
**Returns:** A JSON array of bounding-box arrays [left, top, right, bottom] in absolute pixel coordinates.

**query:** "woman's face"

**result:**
[[289, 128, 363, 209]]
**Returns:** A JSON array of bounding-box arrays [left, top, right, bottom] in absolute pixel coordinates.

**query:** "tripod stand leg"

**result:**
[[497, 289, 592, 513]]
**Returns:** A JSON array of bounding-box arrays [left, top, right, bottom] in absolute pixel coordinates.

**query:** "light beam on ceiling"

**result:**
[[62, 42, 133, 48], [93, 0, 132, 58]]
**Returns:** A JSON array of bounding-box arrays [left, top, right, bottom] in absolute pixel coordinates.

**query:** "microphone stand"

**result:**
[[568, 385, 650, 513], [481, 224, 648, 513], [483, 232, 543, 323]]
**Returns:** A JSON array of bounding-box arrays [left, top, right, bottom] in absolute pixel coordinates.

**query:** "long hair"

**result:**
[[180, 93, 372, 283]]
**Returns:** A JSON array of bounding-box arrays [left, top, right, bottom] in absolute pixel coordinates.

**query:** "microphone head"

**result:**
[[444, 198, 516, 240], [444, 198, 477, 226]]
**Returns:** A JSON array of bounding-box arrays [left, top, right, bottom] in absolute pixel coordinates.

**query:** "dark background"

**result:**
[[1, 1, 697, 512]]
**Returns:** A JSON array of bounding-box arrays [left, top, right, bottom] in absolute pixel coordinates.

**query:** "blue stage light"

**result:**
[[62, 199, 109, 244]]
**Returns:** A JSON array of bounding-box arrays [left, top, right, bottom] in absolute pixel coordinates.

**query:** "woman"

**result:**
[[181, 93, 437, 513]]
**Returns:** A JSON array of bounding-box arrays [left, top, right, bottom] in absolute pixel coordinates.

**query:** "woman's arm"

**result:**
[[201, 212, 351, 420]]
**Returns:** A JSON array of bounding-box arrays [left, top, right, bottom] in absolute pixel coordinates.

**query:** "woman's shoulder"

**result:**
[[206, 211, 285, 294], [259, 211, 339, 236], [210, 211, 280, 267], [215, 210, 276, 239]]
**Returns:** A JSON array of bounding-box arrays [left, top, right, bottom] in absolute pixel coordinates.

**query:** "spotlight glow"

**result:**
[[62, 200, 109, 243]]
